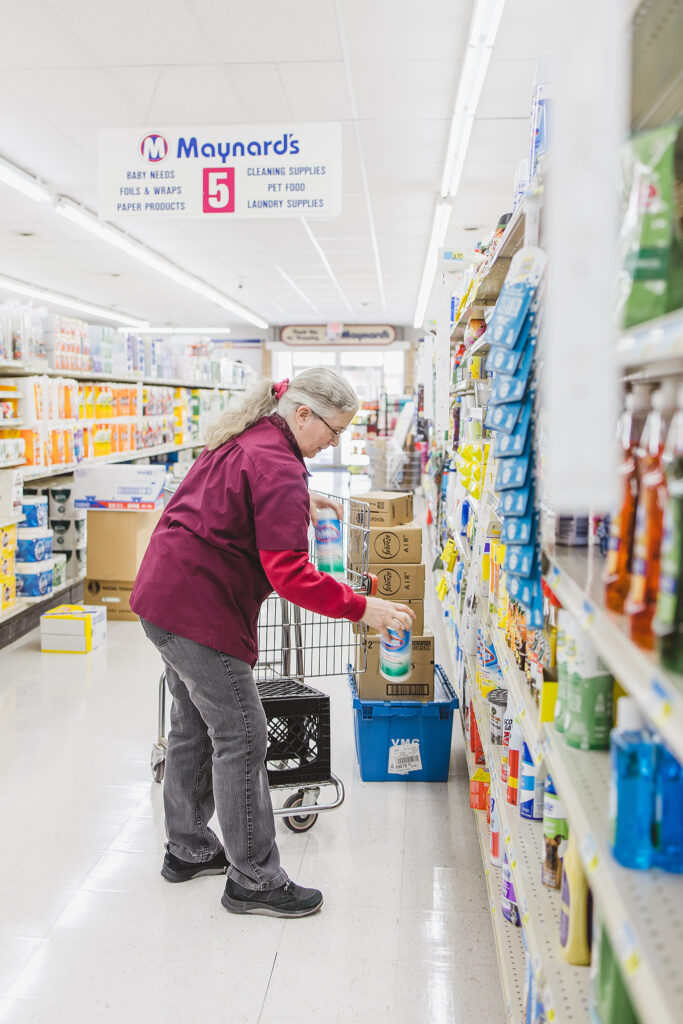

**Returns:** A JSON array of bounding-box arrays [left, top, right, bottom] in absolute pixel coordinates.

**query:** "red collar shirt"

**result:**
[[130, 414, 365, 665]]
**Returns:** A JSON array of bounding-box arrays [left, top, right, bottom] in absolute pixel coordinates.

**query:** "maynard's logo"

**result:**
[[139, 134, 169, 163]]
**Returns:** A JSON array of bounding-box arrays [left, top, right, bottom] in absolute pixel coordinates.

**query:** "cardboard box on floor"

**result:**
[[83, 579, 137, 620], [350, 490, 413, 528], [353, 598, 424, 637], [369, 563, 425, 601], [355, 631, 435, 701], [86, 509, 161, 581]]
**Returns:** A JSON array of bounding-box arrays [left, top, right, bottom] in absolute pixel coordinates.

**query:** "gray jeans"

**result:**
[[141, 619, 288, 891]]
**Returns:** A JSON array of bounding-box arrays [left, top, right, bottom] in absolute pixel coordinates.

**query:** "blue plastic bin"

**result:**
[[348, 665, 459, 782]]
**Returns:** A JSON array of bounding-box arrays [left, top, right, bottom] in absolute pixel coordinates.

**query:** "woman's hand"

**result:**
[[361, 597, 416, 642], [309, 491, 344, 526]]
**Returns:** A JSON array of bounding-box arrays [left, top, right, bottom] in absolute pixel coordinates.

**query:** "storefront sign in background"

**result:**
[[98, 123, 341, 219], [279, 325, 398, 346]]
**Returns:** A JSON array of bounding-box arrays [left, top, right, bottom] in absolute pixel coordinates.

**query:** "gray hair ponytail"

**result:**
[[204, 367, 358, 450]]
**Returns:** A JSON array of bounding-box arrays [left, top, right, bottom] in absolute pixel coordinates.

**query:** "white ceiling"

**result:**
[[0, 0, 557, 334]]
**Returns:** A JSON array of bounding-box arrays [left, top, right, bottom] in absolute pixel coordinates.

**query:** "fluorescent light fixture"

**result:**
[[0, 156, 51, 203], [0, 274, 148, 327], [276, 265, 323, 316], [54, 198, 269, 330], [117, 326, 232, 335], [440, 0, 507, 197], [412, 202, 452, 329]]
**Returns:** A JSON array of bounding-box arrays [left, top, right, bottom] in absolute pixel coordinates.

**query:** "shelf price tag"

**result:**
[[580, 834, 599, 874], [520, 897, 530, 926], [615, 922, 641, 978], [580, 599, 596, 630], [532, 741, 543, 766]]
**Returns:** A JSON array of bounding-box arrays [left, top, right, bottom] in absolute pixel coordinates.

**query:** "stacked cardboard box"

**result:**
[[84, 510, 161, 619], [352, 491, 432, 701]]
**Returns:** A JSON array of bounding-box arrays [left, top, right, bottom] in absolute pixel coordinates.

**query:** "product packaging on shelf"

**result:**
[[16, 559, 53, 601], [16, 527, 53, 563], [21, 496, 48, 529], [351, 490, 414, 528], [469, 766, 490, 811], [608, 697, 654, 870], [51, 519, 87, 552], [74, 465, 166, 510], [542, 774, 569, 889]]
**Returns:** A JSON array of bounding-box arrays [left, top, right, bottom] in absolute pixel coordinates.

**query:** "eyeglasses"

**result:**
[[315, 412, 346, 438]]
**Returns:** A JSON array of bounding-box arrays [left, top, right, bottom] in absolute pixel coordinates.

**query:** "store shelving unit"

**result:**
[[19, 441, 200, 483], [0, 572, 87, 649], [466, 662, 592, 1023], [544, 547, 683, 764], [0, 361, 246, 391], [616, 309, 683, 369]]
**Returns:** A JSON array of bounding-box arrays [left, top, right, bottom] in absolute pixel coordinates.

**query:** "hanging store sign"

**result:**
[[279, 324, 397, 346], [98, 123, 342, 219]]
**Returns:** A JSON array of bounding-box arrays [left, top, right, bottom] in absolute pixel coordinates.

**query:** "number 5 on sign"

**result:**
[[203, 168, 235, 213]]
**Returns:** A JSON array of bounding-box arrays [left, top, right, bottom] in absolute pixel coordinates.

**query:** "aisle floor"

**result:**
[[0, 614, 505, 1024]]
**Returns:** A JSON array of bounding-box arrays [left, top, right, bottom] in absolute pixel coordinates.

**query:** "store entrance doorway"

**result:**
[[273, 347, 405, 471]]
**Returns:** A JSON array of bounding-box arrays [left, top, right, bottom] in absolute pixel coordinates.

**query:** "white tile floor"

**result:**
[[0, 616, 505, 1023]]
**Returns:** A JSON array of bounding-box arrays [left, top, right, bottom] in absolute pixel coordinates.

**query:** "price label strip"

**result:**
[[650, 677, 673, 727], [580, 599, 596, 631], [580, 833, 599, 874], [615, 921, 641, 978]]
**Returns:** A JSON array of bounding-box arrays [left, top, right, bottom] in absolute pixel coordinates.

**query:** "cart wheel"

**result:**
[[282, 790, 318, 833], [152, 760, 165, 784]]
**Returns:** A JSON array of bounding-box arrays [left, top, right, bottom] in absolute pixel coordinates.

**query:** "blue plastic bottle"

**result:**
[[608, 698, 654, 870], [652, 737, 683, 873]]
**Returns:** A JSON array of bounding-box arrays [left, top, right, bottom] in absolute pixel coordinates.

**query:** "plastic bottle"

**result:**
[[490, 794, 502, 867], [563, 624, 614, 751], [559, 833, 592, 965], [608, 697, 653, 870], [519, 743, 544, 820], [626, 380, 677, 648], [507, 711, 524, 806], [501, 852, 521, 925], [654, 384, 683, 671], [652, 736, 683, 873], [541, 774, 569, 889], [500, 693, 513, 784], [605, 384, 651, 612], [315, 513, 344, 578], [590, 914, 640, 1024]]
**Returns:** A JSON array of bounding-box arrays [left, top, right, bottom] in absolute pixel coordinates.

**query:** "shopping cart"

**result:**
[[151, 490, 375, 833]]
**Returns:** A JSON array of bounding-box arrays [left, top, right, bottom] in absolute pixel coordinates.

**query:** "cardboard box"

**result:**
[[354, 598, 424, 637], [84, 579, 136, 620], [351, 490, 414, 528], [40, 604, 107, 653], [356, 632, 435, 702], [369, 563, 425, 601], [367, 522, 422, 564], [86, 509, 161, 581], [74, 465, 166, 510]]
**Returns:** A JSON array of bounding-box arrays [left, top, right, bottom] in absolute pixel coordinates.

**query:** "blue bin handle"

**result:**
[[435, 664, 459, 708]]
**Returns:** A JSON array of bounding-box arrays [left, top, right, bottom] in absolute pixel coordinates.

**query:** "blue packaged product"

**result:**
[[652, 737, 683, 873], [493, 401, 534, 458], [496, 452, 532, 491], [504, 544, 537, 578], [501, 514, 535, 545], [486, 325, 538, 376], [489, 345, 536, 405], [16, 559, 54, 599], [500, 487, 534, 518], [608, 698, 654, 870], [486, 398, 524, 435], [21, 496, 48, 529], [16, 528, 53, 563]]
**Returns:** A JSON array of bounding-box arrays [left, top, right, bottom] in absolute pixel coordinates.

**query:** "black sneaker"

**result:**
[[161, 849, 229, 883], [221, 876, 323, 918]]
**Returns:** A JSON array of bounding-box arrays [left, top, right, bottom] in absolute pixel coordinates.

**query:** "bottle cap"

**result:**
[[616, 697, 646, 731]]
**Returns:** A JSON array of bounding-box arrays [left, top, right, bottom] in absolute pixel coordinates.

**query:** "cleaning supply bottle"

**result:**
[[490, 794, 502, 867], [519, 743, 544, 820], [608, 697, 653, 869], [501, 692, 513, 784], [590, 913, 640, 1024], [654, 384, 683, 671], [541, 774, 569, 888], [563, 622, 614, 750], [652, 736, 683, 873], [626, 380, 678, 648], [507, 710, 524, 806], [501, 852, 521, 925], [605, 384, 651, 612], [559, 833, 592, 965]]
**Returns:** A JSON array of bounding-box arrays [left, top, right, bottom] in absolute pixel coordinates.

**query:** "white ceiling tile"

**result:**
[[192, 0, 342, 63], [145, 67, 250, 123], [359, 119, 448, 165], [278, 63, 353, 121], [351, 60, 459, 122], [478, 60, 538, 119], [494, 1, 559, 61], [467, 117, 530, 165], [342, 0, 472, 61]]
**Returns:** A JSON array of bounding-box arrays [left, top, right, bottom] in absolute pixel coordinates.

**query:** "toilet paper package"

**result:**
[[16, 528, 53, 562], [16, 559, 53, 600], [21, 496, 48, 529]]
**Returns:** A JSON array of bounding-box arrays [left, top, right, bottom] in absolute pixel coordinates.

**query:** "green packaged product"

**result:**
[[655, 392, 683, 672], [618, 120, 683, 329], [564, 674, 614, 750]]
